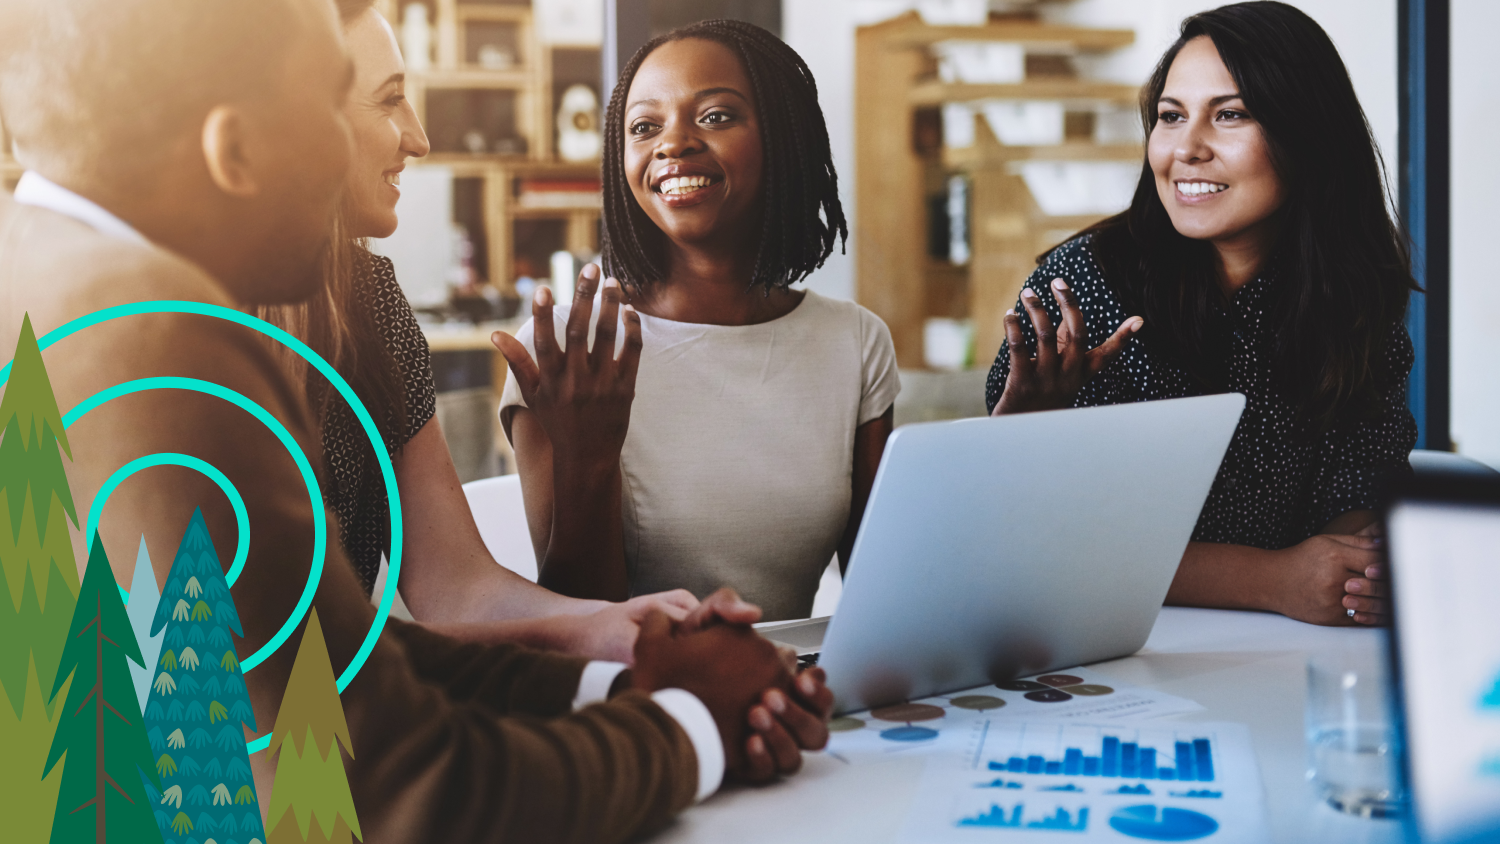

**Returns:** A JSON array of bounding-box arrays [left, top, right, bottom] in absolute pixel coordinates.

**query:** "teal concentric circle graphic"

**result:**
[[0, 301, 403, 755], [65, 376, 327, 680], [88, 452, 252, 600]]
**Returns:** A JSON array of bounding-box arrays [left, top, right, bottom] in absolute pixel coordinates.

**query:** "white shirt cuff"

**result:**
[[649, 688, 725, 803], [571, 661, 628, 710]]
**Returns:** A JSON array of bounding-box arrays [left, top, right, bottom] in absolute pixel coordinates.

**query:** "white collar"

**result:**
[[13, 171, 148, 245]]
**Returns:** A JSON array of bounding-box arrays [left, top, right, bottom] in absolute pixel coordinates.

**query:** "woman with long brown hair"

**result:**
[[987, 1, 1417, 628], [259, 0, 724, 660]]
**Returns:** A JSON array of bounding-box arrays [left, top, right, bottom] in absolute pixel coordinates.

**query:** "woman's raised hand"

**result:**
[[991, 277, 1142, 415], [492, 263, 643, 468]]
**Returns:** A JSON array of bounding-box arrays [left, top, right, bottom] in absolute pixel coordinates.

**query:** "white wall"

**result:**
[[1449, 0, 1500, 467], [783, 0, 859, 302]]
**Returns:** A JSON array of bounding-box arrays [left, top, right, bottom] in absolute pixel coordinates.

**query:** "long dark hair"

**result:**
[[600, 19, 847, 291], [257, 0, 408, 445], [1075, 1, 1416, 431]]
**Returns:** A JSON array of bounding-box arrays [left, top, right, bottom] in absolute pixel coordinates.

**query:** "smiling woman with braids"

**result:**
[[984, 2, 1418, 628], [494, 20, 899, 618]]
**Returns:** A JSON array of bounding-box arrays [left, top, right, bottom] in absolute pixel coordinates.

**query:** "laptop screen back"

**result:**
[[1388, 484, 1500, 844]]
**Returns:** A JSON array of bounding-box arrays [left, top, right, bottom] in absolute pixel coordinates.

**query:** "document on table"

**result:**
[[826, 667, 1203, 765], [898, 720, 1270, 843]]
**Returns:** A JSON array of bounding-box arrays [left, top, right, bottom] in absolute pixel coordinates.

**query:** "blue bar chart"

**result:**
[[904, 720, 1268, 843], [958, 804, 1090, 831], [972, 723, 1219, 783]]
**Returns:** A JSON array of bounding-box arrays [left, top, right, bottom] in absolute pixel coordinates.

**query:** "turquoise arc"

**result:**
[[0, 301, 406, 754], [85, 452, 252, 603], [62, 375, 325, 681]]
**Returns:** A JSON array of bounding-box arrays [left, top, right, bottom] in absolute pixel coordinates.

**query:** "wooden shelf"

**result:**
[[944, 142, 1142, 169], [881, 17, 1134, 51], [377, 0, 602, 297], [413, 69, 532, 88], [910, 80, 1141, 105], [855, 9, 1138, 369], [1, 119, 17, 191], [510, 203, 601, 217], [424, 152, 532, 167], [422, 319, 522, 352], [506, 160, 602, 177]]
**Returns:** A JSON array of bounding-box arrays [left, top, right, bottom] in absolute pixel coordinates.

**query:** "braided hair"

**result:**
[[600, 19, 847, 292]]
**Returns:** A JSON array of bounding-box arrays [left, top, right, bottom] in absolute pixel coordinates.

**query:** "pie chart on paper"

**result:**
[[1107, 805, 1219, 841]]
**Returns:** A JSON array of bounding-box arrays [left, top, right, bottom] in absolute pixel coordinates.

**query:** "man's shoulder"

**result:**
[[0, 195, 307, 428], [0, 194, 233, 316]]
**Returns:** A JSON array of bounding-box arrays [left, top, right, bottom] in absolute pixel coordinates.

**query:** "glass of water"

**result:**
[[1306, 651, 1406, 818]]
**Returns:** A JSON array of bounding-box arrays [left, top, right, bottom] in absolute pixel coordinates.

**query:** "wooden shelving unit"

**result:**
[[855, 10, 1140, 369], [1, 119, 21, 192], [378, 0, 602, 295]]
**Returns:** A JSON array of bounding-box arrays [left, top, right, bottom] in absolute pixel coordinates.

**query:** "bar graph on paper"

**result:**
[[893, 720, 1270, 842], [968, 721, 1219, 783]]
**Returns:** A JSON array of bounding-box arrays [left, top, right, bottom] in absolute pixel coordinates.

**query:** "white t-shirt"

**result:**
[[499, 290, 901, 620]]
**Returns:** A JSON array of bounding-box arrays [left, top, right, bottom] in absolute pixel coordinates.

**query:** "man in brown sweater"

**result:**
[[0, 0, 832, 840]]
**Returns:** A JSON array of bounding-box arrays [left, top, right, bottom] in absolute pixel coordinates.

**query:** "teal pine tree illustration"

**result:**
[[267, 608, 362, 844], [0, 313, 83, 841], [42, 534, 162, 843], [141, 509, 263, 844], [125, 537, 164, 712]]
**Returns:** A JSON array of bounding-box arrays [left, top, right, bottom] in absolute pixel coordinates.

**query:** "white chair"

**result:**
[[810, 559, 844, 619], [462, 474, 540, 582], [1409, 449, 1499, 476], [461, 474, 851, 617]]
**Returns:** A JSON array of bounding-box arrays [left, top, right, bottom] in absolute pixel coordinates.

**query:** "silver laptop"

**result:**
[[761, 393, 1245, 715]]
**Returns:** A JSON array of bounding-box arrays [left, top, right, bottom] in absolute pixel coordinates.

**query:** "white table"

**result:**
[[650, 607, 1405, 844]]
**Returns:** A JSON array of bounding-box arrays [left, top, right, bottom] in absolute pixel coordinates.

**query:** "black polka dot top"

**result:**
[[323, 253, 437, 595], [984, 235, 1417, 551]]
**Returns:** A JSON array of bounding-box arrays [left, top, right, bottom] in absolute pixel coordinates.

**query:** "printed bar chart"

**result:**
[[958, 804, 1090, 831], [983, 728, 1218, 782]]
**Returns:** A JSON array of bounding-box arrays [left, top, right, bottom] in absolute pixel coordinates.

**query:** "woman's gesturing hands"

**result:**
[[991, 278, 1142, 415], [492, 264, 642, 469]]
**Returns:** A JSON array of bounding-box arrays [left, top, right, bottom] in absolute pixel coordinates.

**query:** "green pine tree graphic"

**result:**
[[141, 509, 264, 844], [43, 535, 163, 843], [267, 608, 362, 844], [0, 314, 83, 842]]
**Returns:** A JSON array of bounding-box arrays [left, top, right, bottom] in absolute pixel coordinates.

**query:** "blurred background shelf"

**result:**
[[855, 7, 1141, 370], [943, 141, 1141, 168], [0, 120, 18, 192], [370, 0, 608, 480], [908, 80, 1141, 105]]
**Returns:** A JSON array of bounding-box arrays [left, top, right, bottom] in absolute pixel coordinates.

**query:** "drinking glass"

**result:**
[[1306, 651, 1406, 818]]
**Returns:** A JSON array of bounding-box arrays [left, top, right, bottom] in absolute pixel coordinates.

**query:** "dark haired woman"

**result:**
[[263, 0, 835, 780], [986, 1, 1416, 628], [494, 21, 899, 619], [260, 0, 740, 659]]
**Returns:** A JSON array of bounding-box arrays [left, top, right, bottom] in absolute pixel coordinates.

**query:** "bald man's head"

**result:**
[[0, 0, 358, 305], [3, 0, 311, 189]]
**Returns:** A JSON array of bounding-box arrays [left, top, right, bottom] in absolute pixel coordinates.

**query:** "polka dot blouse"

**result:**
[[984, 235, 1417, 551], [323, 253, 437, 595]]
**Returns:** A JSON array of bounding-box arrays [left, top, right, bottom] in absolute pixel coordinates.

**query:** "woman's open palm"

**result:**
[[992, 277, 1142, 415], [492, 264, 643, 467]]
